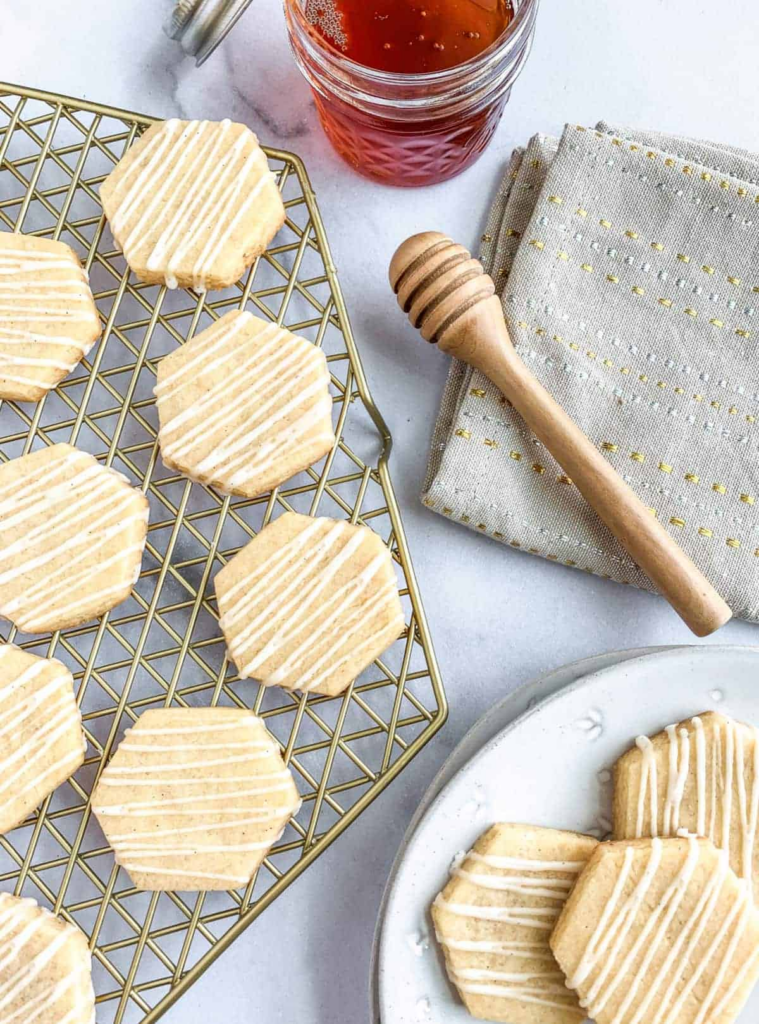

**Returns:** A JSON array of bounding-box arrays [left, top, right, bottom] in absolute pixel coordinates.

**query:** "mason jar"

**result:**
[[284, 0, 540, 187], [166, 0, 540, 187]]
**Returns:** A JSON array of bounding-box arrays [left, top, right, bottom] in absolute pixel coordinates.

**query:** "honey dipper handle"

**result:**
[[451, 297, 732, 637]]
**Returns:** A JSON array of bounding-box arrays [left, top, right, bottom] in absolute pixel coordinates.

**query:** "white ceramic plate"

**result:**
[[369, 647, 671, 1023], [378, 645, 759, 1024]]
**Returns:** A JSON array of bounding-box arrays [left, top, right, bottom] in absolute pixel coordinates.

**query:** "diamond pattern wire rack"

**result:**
[[0, 82, 446, 1023]]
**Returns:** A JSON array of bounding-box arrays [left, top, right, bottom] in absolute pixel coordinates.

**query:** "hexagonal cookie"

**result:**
[[0, 892, 95, 1024], [0, 232, 101, 402], [551, 836, 759, 1024], [100, 118, 286, 291], [155, 310, 334, 497], [0, 644, 85, 834], [92, 707, 300, 891], [0, 443, 149, 633], [432, 823, 598, 1024], [215, 512, 406, 696], [613, 712, 759, 897]]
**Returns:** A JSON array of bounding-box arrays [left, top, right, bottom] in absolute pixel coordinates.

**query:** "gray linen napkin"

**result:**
[[422, 122, 759, 620]]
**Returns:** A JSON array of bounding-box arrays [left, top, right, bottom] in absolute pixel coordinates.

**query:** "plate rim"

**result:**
[[369, 646, 675, 1021], [377, 642, 759, 1023]]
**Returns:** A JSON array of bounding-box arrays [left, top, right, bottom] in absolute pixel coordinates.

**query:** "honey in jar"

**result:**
[[286, 0, 540, 186], [309, 0, 514, 75]]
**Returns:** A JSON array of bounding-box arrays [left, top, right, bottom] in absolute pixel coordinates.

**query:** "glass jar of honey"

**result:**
[[285, 0, 540, 187]]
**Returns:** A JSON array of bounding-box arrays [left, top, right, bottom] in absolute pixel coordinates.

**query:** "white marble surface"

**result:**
[[4, 0, 759, 1020]]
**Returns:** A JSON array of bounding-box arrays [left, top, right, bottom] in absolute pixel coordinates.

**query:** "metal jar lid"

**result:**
[[164, 0, 256, 65]]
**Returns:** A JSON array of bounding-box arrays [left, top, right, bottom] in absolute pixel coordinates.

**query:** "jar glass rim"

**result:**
[[284, 0, 538, 86]]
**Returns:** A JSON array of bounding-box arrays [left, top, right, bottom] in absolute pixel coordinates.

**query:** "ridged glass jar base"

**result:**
[[313, 89, 510, 187]]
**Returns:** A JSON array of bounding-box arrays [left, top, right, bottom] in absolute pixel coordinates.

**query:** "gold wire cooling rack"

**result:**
[[0, 82, 446, 1023]]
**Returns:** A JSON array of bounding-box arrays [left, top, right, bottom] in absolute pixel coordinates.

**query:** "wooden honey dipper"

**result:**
[[390, 231, 732, 637]]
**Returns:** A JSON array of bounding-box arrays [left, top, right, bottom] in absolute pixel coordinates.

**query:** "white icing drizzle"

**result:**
[[436, 936, 553, 959], [97, 772, 269, 788], [155, 311, 333, 498], [632, 714, 759, 898], [103, 750, 278, 774], [435, 843, 591, 1015], [116, 864, 250, 884], [565, 836, 757, 1024], [449, 981, 584, 1013], [453, 867, 572, 899], [0, 239, 99, 395], [117, 740, 268, 752], [466, 852, 585, 872], [131, 719, 257, 735], [449, 966, 580, 1013], [218, 515, 404, 693], [0, 651, 84, 830], [104, 119, 280, 291], [434, 899, 559, 928], [92, 710, 299, 890], [107, 813, 284, 843], [0, 445, 148, 632], [93, 774, 292, 816], [0, 893, 94, 1023]]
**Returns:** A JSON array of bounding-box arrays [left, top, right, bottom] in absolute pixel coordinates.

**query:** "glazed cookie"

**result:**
[[0, 232, 101, 402], [0, 443, 149, 633], [0, 892, 95, 1024], [215, 512, 405, 696], [0, 644, 86, 833], [100, 118, 285, 291], [91, 707, 300, 891], [432, 823, 597, 1024], [155, 310, 334, 497], [613, 712, 759, 897], [551, 835, 759, 1024]]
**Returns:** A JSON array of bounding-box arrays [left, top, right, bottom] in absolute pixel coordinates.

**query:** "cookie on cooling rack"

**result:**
[[0, 892, 95, 1024], [215, 511, 405, 697], [551, 835, 759, 1024], [0, 644, 85, 834], [432, 823, 597, 1024], [155, 309, 334, 498], [613, 712, 759, 897], [0, 231, 101, 402], [100, 118, 286, 291], [0, 442, 149, 633], [91, 707, 300, 891]]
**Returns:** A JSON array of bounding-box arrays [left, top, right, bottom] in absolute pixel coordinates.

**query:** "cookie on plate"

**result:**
[[0, 892, 95, 1024], [215, 512, 405, 696], [100, 118, 285, 291], [0, 231, 101, 402], [613, 712, 759, 897], [551, 835, 759, 1024], [0, 443, 149, 633], [91, 707, 300, 891], [0, 644, 86, 833], [155, 309, 334, 497], [432, 823, 597, 1024]]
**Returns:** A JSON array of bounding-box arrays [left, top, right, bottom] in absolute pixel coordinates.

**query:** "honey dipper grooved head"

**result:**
[[390, 232, 496, 344]]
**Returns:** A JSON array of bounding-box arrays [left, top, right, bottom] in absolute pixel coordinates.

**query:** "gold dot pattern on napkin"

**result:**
[[422, 124, 759, 620]]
